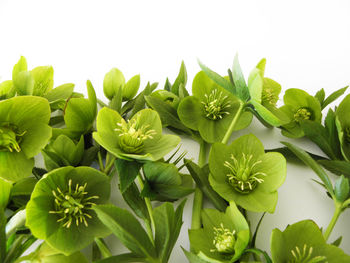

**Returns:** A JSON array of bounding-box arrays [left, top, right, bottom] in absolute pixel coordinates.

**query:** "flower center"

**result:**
[[210, 223, 236, 254], [201, 89, 231, 120], [224, 153, 266, 194], [49, 179, 99, 228], [0, 124, 26, 152], [261, 88, 278, 106], [288, 244, 327, 263], [294, 108, 313, 123], [115, 118, 156, 154]]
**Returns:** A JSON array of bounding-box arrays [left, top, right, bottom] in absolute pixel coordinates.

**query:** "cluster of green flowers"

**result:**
[[0, 55, 349, 263]]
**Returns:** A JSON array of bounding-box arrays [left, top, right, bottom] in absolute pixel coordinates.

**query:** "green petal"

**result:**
[[234, 190, 278, 213], [134, 109, 162, 143], [208, 143, 232, 183], [0, 151, 34, 182], [177, 96, 204, 131], [192, 71, 219, 101], [228, 134, 265, 159], [142, 134, 181, 161], [271, 220, 350, 263], [21, 123, 52, 158], [254, 152, 286, 192]]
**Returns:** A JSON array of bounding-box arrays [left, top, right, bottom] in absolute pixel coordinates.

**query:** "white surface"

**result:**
[[1, 0, 350, 261]]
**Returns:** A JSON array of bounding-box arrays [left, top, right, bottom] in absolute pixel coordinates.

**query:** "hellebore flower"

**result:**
[[93, 107, 180, 161], [209, 134, 286, 213], [177, 71, 252, 143], [26, 166, 111, 255], [279, 88, 322, 138], [336, 94, 350, 161], [271, 220, 350, 263], [188, 202, 249, 262], [0, 96, 51, 182]]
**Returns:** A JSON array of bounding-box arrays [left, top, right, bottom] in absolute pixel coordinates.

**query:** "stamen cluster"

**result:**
[[49, 179, 99, 228], [289, 244, 327, 263], [115, 117, 156, 153], [0, 123, 26, 152], [262, 88, 278, 106], [224, 153, 266, 194], [201, 89, 231, 120], [294, 108, 312, 123], [211, 223, 236, 254]]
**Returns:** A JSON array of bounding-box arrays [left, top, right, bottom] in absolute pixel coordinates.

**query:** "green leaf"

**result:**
[[154, 201, 186, 263], [0, 151, 34, 182], [185, 159, 227, 212], [0, 209, 6, 262], [145, 95, 192, 135], [44, 83, 74, 102], [31, 66, 54, 96], [198, 60, 235, 95], [249, 101, 282, 126], [232, 54, 249, 101], [331, 236, 342, 247], [109, 86, 122, 113], [103, 68, 125, 100], [282, 141, 334, 196], [300, 120, 337, 160], [324, 109, 342, 159], [247, 68, 263, 103], [121, 182, 149, 221], [130, 82, 158, 118], [182, 248, 211, 263], [0, 178, 12, 208], [334, 175, 349, 202], [13, 71, 34, 95], [315, 88, 325, 105], [164, 78, 171, 91], [318, 160, 350, 178], [322, 86, 348, 110], [171, 61, 187, 96], [123, 74, 140, 101], [0, 80, 15, 99], [93, 204, 157, 259], [115, 159, 142, 193], [12, 56, 27, 80]]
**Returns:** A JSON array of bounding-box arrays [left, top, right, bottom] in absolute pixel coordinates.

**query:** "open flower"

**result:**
[[209, 134, 286, 213], [279, 88, 322, 138], [189, 202, 249, 262], [336, 94, 350, 161], [177, 71, 252, 143], [271, 220, 350, 263], [93, 107, 180, 161], [0, 96, 51, 182], [26, 166, 111, 255]]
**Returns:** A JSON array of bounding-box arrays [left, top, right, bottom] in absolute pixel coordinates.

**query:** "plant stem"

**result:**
[[191, 140, 207, 230], [221, 101, 245, 144], [94, 238, 112, 258], [324, 201, 343, 241], [97, 152, 104, 172], [104, 154, 116, 175], [137, 175, 155, 245]]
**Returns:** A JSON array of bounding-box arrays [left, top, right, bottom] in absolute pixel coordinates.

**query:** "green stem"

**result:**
[[324, 201, 343, 241], [221, 101, 245, 144], [97, 152, 104, 172], [137, 175, 155, 245], [191, 140, 208, 230], [94, 238, 112, 258], [104, 154, 116, 175]]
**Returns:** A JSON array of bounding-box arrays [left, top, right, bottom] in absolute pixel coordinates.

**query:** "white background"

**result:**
[[1, 0, 350, 261]]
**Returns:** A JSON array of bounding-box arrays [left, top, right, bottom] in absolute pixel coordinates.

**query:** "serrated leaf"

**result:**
[[93, 205, 157, 259], [121, 182, 149, 221], [171, 61, 187, 96], [115, 159, 142, 193], [130, 82, 158, 118], [322, 86, 348, 110], [232, 54, 250, 101], [198, 60, 235, 95], [282, 142, 334, 196], [315, 88, 325, 105], [154, 201, 186, 263], [300, 120, 337, 160]]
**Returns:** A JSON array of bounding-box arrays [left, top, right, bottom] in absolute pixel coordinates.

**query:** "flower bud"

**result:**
[[103, 68, 125, 100]]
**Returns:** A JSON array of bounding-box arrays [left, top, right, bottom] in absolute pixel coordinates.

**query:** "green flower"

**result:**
[[177, 71, 252, 143], [189, 202, 249, 262], [209, 134, 286, 213], [0, 96, 51, 182], [336, 94, 350, 161], [271, 220, 350, 263], [26, 166, 111, 255], [280, 88, 322, 138], [93, 107, 180, 161]]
